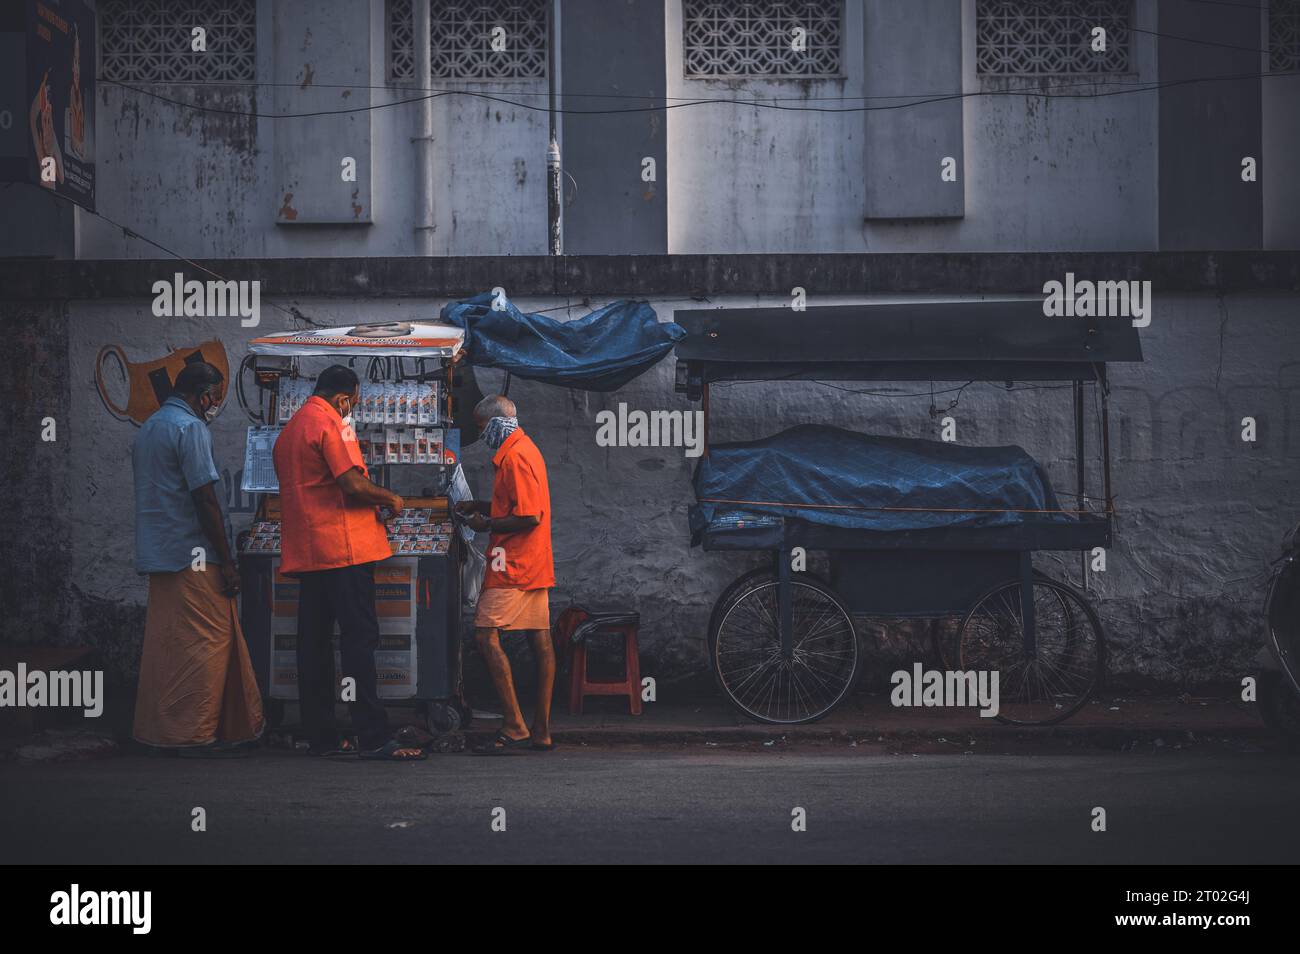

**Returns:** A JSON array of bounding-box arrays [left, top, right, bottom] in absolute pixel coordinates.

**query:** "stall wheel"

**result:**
[[708, 572, 858, 725], [426, 702, 462, 735], [1255, 671, 1300, 744], [263, 696, 285, 729], [958, 575, 1105, 726]]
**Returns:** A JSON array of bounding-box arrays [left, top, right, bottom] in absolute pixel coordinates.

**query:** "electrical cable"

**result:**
[[94, 72, 1161, 103], [15, 181, 333, 329], [97, 62, 1299, 121], [1130, 26, 1274, 55], [92, 12, 1296, 107]]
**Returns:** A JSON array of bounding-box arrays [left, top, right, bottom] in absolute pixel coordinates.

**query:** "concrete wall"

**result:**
[[32, 0, 1219, 259], [1264, 70, 1300, 249], [1157, 0, 1262, 250], [560, 0, 668, 253], [668, 0, 1161, 253], [6, 282, 1297, 691], [863, 0, 964, 220], [76, 0, 550, 259], [0, 301, 75, 652]]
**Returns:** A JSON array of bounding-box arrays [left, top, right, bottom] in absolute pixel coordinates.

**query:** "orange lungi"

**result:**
[[474, 587, 550, 632], [133, 564, 264, 748]]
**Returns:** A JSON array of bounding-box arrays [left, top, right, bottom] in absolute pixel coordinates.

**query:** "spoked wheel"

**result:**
[[708, 574, 858, 724], [1266, 554, 1300, 699], [958, 575, 1105, 726], [1256, 670, 1300, 743]]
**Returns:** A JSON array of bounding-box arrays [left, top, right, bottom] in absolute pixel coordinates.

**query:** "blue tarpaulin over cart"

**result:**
[[442, 294, 686, 392], [689, 424, 1073, 542]]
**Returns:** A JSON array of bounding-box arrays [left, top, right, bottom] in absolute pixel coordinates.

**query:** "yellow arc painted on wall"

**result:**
[[95, 339, 230, 425]]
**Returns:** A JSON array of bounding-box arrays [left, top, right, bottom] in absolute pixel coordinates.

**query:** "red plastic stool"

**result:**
[[559, 608, 642, 715]]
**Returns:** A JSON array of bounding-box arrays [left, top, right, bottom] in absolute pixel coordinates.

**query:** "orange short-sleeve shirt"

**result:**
[[484, 428, 554, 591], [273, 395, 391, 575]]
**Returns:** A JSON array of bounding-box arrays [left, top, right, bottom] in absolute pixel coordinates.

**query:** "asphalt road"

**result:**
[[3, 746, 1299, 864]]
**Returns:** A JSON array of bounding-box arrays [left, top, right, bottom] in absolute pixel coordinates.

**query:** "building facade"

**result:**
[[3, 0, 1300, 691]]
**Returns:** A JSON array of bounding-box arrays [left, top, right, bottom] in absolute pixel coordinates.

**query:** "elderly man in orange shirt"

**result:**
[[273, 365, 424, 761], [455, 395, 557, 754]]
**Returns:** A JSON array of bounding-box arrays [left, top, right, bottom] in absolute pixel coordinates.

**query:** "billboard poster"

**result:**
[[24, 0, 94, 209]]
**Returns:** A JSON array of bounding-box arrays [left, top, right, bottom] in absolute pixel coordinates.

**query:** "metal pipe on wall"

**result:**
[[414, 0, 435, 256], [546, 0, 562, 255]]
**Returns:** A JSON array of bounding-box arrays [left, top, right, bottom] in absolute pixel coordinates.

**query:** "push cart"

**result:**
[[1256, 519, 1300, 739], [234, 321, 476, 734], [674, 300, 1143, 726]]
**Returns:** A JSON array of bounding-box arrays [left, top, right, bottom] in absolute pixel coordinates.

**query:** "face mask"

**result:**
[[481, 415, 518, 450], [201, 392, 220, 424], [338, 397, 355, 429]]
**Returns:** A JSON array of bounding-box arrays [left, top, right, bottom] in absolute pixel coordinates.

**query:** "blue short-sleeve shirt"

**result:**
[[132, 396, 231, 573]]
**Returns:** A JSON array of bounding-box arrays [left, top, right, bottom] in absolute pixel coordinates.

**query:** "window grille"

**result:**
[[100, 0, 257, 83], [682, 1, 842, 79], [1271, 0, 1300, 73], [389, 0, 548, 82], [976, 0, 1132, 76]]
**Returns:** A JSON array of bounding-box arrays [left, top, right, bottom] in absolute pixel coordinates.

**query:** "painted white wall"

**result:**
[[79, 0, 549, 259], [72, 0, 1293, 259], [67, 291, 1300, 681], [667, 0, 1160, 253]]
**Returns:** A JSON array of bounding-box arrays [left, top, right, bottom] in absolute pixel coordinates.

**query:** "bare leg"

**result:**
[[475, 627, 529, 740], [527, 629, 555, 745]]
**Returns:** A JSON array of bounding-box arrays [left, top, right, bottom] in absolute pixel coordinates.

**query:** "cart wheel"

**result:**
[[1256, 670, 1300, 744], [709, 573, 858, 724], [935, 570, 1056, 671], [453, 700, 474, 730], [707, 566, 775, 639], [263, 697, 284, 729], [958, 576, 1104, 726], [426, 702, 462, 735]]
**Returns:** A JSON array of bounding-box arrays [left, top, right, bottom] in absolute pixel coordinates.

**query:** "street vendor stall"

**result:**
[[235, 321, 474, 734], [674, 300, 1144, 727]]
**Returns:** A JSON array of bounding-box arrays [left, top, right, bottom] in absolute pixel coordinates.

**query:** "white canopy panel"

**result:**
[[250, 321, 465, 358]]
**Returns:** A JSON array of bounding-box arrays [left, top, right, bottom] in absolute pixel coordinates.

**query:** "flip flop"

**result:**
[[395, 725, 433, 747], [359, 740, 429, 762], [308, 737, 357, 758], [530, 740, 557, 751], [473, 732, 532, 756]]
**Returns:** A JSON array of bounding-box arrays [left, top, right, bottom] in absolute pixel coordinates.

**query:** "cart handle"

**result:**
[[697, 497, 1107, 516]]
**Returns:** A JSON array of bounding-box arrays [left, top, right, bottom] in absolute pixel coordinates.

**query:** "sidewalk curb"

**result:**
[[466, 724, 1277, 749]]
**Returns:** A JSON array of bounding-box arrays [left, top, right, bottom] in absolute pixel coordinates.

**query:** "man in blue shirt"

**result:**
[[131, 362, 263, 755]]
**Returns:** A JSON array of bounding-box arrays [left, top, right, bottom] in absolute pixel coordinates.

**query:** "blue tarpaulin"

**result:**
[[441, 294, 685, 392], [690, 424, 1072, 538]]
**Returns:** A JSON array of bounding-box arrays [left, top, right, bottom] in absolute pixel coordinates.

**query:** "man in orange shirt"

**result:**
[[273, 365, 423, 761], [455, 395, 556, 754]]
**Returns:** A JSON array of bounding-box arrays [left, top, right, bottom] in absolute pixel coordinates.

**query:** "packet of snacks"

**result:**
[[405, 383, 418, 424], [355, 384, 368, 424], [386, 384, 399, 424], [423, 382, 439, 424], [385, 427, 400, 464], [395, 385, 408, 425], [278, 382, 293, 423], [415, 384, 430, 424]]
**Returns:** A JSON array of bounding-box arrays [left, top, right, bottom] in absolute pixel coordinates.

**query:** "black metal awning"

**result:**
[[673, 300, 1143, 397]]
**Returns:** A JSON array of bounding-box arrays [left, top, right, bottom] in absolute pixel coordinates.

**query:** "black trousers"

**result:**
[[296, 562, 389, 751]]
